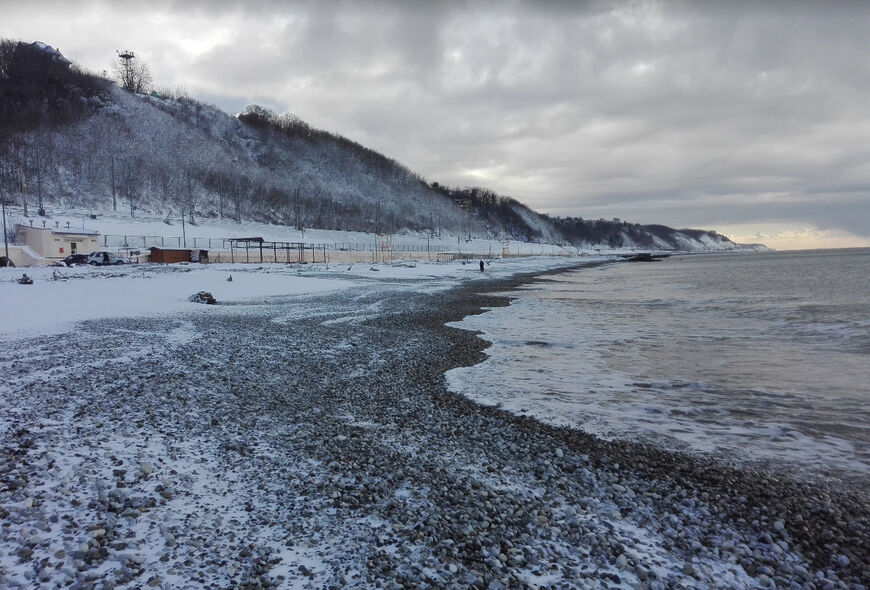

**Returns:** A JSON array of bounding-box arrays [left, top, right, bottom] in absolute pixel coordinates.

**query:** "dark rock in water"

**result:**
[[188, 291, 217, 304], [622, 252, 671, 262]]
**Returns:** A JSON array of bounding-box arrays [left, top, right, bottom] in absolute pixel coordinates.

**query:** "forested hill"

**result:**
[[0, 39, 763, 251]]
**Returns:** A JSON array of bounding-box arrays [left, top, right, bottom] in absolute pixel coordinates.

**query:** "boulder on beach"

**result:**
[[188, 291, 217, 304]]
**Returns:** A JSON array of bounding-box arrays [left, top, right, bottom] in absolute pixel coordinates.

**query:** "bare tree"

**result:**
[[113, 51, 152, 94]]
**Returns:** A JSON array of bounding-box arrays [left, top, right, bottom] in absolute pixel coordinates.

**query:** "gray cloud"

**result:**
[[3, 0, 870, 244]]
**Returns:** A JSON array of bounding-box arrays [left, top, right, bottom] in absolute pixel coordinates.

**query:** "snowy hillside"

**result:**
[[0, 39, 766, 252]]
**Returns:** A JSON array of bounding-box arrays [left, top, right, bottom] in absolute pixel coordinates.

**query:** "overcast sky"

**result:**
[[5, 0, 870, 249]]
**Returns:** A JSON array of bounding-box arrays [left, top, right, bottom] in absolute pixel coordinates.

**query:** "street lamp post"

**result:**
[[1, 164, 26, 264], [1, 199, 8, 262], [1, 164, 10, 262], [111, 155, 117, 212]]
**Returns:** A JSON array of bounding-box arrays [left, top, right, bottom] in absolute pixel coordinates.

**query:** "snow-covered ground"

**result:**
[[1, 254, 865, 589], [0, 256, 602, 339]]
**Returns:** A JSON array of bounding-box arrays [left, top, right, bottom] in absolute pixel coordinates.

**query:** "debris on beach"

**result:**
[[188, 291, 217, 304]]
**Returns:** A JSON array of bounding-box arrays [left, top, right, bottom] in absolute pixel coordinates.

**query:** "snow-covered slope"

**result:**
[[1, 39, 766, 253]]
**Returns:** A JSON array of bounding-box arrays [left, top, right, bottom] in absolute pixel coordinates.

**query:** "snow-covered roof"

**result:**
[[30, 41, 71, 65], [16, 223, 99, 236], [52, 228, 100, 236], [148, 246, 205, 251]]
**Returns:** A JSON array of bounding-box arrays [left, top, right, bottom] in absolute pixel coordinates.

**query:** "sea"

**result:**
[[446, 248, 870, 484]]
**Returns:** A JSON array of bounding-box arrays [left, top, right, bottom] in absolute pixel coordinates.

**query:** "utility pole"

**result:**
[[217, 173, 224, 219], [0, 164, 10, 262], [375, 196, 381, 235], [294, 187, 301, 231], [36, 145, 44, 217], [234, 176, 241, 224], [111, 156, 117, 212], [185, 169, 195, 225], [1, 199, 7, 262], [128, 160, 135, 218]]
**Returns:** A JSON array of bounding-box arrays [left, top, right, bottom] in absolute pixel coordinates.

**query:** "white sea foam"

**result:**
[[447, 250, 870, 482]]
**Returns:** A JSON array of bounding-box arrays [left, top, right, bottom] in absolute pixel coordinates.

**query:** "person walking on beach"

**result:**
[[479, 260, 485, 272]]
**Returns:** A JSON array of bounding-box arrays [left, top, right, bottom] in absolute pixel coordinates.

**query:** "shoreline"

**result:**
[[1, 262, 868, 588], [446, 261, 870, 487], [429, 266, 870, 582]]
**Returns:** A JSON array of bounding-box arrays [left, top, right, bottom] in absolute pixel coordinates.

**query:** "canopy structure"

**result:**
[[227, 238, 326, 264]]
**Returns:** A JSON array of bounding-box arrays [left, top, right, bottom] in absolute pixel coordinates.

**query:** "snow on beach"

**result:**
[[1, 255, 868, 588], [0, 256, 592, 339], [0, 265, 351, 339]]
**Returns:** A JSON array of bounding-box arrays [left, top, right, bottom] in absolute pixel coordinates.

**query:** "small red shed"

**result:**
[[149, 247, 209, 264]]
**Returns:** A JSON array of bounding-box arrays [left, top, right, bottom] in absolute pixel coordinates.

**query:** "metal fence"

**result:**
[[101, 234, 582, 264]]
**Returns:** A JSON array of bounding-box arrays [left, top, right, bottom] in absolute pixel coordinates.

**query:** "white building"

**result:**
[[13, 223, 100, 263]]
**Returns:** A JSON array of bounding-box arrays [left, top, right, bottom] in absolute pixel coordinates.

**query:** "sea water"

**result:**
[[446, 248, 870, 483]]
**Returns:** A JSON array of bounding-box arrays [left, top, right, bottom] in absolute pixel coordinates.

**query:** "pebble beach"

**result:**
[[1, 265, 869, 589]]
